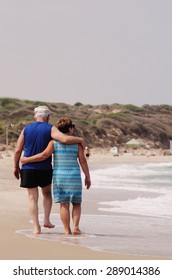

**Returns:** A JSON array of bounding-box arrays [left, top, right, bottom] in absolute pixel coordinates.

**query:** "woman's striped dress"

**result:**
[[53, 141, 82, 203]]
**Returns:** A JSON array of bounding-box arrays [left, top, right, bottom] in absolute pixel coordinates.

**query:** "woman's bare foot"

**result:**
[[44, 222, 55, 228], [73, 228, 82, 235], [33, 225, 41, 234], [64, 232, 72, 236], [64, 228, 72, 235]]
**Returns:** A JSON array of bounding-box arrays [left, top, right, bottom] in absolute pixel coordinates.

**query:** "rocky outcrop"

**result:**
[[1, 98, 172, 149]]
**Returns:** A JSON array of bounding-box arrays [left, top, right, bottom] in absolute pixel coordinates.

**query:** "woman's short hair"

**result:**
[[57, 117, 74, 133]]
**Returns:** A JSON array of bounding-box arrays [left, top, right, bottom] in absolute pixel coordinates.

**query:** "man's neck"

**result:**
[[36, 118, 47, 123]]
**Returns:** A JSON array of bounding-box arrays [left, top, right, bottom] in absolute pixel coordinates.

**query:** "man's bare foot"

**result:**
[[44, 222, 55, 228], [33, 225, 41, 234], [73, 228, 82, 235]]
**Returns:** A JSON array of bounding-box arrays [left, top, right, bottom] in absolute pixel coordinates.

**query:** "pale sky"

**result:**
[[0, 0, 172, 106]]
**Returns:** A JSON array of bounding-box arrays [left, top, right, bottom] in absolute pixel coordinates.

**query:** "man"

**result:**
[[14, 106, 85, 234]]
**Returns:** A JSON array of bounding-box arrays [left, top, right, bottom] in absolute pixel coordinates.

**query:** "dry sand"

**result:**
[[0, 149, 171, 260]]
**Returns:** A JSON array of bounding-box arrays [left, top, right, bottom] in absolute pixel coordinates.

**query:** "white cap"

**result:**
[[34, 106, 51, 118]]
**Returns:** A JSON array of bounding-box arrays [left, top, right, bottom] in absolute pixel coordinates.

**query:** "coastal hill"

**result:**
[[1, 97, 172, 151]]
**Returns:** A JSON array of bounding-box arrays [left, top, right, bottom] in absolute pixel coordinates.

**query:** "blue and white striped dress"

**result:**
[[53, 141, 82, 203]]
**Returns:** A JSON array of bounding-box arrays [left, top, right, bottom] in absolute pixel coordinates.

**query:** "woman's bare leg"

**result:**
[[72, 203, 82, 234], [60, 202, 71, 235]]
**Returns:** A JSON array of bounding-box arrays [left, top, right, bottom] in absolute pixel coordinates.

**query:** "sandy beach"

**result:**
[[0, 149, 172, 260]]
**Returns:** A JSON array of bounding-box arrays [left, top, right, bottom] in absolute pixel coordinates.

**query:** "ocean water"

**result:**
[[17, 161, 172, 259], [92, 162, 172, 218]]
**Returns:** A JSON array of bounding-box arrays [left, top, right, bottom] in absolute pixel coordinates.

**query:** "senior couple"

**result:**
[[14, 106, 91, 235]]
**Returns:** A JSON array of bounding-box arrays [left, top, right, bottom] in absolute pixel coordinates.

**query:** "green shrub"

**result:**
[[0, 98, 12, 107], [124, 104, 144, 112], [74, 102, 83, 106]]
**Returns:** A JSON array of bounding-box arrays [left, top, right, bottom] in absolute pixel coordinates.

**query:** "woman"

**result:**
[[21, 117, 91, 235]]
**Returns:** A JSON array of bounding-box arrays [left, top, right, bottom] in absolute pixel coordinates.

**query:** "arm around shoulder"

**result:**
[[51, 126, 86, 147]]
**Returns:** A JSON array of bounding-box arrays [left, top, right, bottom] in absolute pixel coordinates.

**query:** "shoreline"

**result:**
[[89, 148, 172, 163], [0, 150, 171, 260]]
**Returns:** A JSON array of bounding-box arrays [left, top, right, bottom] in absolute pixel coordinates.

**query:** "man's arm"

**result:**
[[51, 126, 86, 148], [14, 129, 24, 179]]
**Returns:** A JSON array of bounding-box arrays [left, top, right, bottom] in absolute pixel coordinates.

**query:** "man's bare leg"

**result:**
[[72, 203, 82, 235], [42, 185, 55, 228], [60, 202, 71, 235], [27, 188, 41, 234]]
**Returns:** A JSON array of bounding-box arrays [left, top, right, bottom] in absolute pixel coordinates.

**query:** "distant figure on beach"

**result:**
[[84, 146, 90, 159], [14, 106, 85, 234], [21, 117, 91, 235]]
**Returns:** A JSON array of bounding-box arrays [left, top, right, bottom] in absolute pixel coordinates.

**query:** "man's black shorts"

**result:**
[[20, 169, 53, 188]]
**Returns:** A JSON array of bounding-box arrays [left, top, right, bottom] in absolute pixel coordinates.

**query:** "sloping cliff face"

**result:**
[[1, 98, 172, 149]]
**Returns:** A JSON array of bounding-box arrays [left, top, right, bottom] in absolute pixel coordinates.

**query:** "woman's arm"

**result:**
[[51, 126, 86, 148], [78, 144, 91, 189], [21, 140, 54, 164]]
